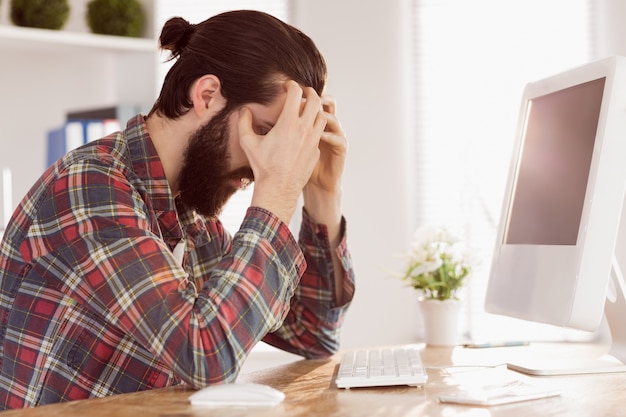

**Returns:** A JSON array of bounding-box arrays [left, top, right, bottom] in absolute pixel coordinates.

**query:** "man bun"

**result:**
[[159, 16, 196, 60]]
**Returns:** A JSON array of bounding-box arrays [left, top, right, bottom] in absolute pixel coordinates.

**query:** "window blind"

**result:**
[[411, 0, 597, 341]]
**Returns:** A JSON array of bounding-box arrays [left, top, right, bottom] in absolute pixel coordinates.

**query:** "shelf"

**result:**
[[0, 25, 156, 54]]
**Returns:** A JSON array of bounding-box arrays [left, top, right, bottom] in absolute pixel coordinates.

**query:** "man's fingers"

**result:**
[[321, 95, 337, 116], [277, 81, 305, 123], [237, 107, 257, 150], [313, 106, 328, 140], [300, 86, 322, 122]]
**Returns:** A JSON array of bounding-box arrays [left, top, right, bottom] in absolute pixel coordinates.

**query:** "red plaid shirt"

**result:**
[[0, 115, 355, 409]]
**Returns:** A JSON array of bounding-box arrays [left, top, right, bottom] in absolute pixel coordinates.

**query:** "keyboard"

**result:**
[[335, 346, 427, 389]]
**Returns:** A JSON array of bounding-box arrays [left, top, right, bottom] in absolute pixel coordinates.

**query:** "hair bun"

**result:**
[[159, 17, 195, 59]]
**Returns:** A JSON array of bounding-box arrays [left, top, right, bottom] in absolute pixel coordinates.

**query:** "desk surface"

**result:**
[[3, 342, 626, 417]]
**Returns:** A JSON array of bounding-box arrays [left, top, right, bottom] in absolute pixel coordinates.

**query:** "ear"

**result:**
[[191, 75, 224, 116]]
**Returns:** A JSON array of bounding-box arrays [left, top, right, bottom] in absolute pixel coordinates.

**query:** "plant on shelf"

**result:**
[[86, 0, 145, 38], [400, 224, 477, 301], [10, 0, 70, 30]]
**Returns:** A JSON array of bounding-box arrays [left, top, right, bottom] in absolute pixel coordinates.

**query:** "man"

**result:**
[[0, 10, 354, 408]]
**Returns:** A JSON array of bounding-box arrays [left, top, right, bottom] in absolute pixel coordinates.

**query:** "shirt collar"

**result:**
[[124, 115, 183, 245]]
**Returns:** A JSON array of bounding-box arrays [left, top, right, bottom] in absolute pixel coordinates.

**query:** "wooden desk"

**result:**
[[2, 343, 626, 416]]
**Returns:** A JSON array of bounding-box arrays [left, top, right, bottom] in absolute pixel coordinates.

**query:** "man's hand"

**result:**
[[238, 81, 327, 224], [305, 95, 347, 198], [302, 95, 348, 227]]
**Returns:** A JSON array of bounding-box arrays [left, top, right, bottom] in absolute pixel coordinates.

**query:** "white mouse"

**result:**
[[188, 382, 285, 407]]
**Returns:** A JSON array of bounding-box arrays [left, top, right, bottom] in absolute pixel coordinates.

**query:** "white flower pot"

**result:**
[[418, 298, 461, 346]]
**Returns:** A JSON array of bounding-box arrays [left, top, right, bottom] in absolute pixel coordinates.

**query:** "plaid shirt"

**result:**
[[0, 115, 355, 409]]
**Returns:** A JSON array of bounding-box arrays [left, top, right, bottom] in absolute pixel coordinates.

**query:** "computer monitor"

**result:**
[[485, 56, 626, 376]]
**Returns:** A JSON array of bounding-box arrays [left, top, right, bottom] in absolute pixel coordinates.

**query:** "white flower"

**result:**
[[401, 224, 478, 300]]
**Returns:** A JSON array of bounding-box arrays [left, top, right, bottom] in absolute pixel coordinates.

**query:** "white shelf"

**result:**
[[0, 25, 156, 54]]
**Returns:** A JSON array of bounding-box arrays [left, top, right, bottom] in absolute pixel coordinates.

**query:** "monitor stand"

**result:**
[[506, 256, 626, 376]]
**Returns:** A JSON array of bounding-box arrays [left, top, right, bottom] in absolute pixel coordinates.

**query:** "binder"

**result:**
[[46, 121, 85, 167], [46, 104, 143, 168]]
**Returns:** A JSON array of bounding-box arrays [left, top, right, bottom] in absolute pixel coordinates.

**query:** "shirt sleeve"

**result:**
[[35, 160, 308, 388], [261, 208, 356, 358]]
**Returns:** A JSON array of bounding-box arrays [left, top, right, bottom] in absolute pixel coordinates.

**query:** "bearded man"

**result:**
[[0, 10, 354, 409]]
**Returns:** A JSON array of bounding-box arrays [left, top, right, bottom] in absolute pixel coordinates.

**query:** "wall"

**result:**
[[595, 0, 626, 58], [292, 0, 421, 349]]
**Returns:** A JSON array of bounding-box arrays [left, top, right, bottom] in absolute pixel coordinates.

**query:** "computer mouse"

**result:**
[[188, 382, 285, 407]]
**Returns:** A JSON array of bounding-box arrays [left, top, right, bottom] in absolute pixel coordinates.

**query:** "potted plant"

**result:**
[[400, 224, 477, 346], [86, 0, 145, 38], [10, 0, 70, 30]]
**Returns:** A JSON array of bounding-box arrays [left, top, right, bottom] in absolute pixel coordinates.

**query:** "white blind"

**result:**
[[412, 0, 597, 341], [154, 0, 289, 234]]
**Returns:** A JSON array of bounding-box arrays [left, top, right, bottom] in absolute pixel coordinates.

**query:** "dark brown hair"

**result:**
[[149, 10, 327, 119]]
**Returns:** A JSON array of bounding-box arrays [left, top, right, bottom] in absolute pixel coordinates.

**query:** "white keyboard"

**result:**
[[335, 346, 427, 389]]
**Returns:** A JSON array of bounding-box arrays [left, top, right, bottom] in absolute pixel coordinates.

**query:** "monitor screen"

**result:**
[[485, 56, 626, 375], [505, 78, 604, 246]]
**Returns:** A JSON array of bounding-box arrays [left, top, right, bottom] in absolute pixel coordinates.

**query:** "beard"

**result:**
[[178, 106, 254, 219]]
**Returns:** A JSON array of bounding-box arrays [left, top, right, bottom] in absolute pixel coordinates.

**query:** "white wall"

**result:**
[[292, 0, 421, 349], [595, 0, 626, 59]]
